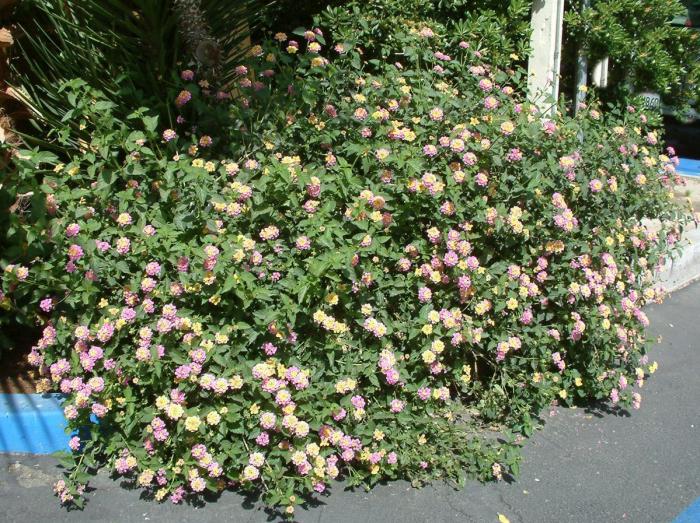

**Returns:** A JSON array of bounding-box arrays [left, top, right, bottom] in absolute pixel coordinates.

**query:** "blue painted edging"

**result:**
[[677, 157, 700, 178], [0, 393, 69, 454], [675, 497, 700, 523]]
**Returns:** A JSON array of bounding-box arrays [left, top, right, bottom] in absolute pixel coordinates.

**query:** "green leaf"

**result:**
[[143, 115, 159, 133]]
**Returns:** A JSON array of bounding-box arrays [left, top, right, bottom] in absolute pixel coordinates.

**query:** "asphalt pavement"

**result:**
[[1, 283, 699, 523]]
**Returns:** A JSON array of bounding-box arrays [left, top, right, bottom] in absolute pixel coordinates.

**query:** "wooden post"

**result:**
[[574, 0, 590, 115], [592, 57, 609, 88], [527, 0, 565, 114]]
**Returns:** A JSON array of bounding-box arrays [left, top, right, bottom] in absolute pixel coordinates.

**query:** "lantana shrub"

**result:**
[[1, 22, 689, 514]]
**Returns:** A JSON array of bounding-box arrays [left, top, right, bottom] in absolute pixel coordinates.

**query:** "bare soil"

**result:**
[[0, 324, 39, 394]]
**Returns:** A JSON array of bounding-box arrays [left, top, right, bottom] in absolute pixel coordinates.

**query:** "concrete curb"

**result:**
[[674, 497, 700, 523], [0, 393, 68, 454], [656, 225, 700, 292]]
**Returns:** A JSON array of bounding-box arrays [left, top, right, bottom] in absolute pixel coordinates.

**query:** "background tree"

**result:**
[[565, 0, 700, 111]]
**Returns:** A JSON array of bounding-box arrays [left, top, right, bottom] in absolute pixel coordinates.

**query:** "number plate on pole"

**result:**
[[639, 92, 662, 112]]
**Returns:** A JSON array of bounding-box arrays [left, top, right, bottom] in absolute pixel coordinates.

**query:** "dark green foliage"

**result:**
[[9, 0, 274, 140], [566, 0, 700, 109]]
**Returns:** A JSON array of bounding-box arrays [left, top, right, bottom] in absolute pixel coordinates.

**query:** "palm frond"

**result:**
[[10, 0, 276, 146]]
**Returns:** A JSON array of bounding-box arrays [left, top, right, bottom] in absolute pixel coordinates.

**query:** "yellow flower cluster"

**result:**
[[508, 206, 525, 235], [312, 309, 349, 334], [335, 378, 357, 394]]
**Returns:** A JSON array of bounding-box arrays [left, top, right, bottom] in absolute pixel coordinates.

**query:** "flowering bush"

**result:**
[[319, 0, 532, 68], [1, 21, 690, 515]]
